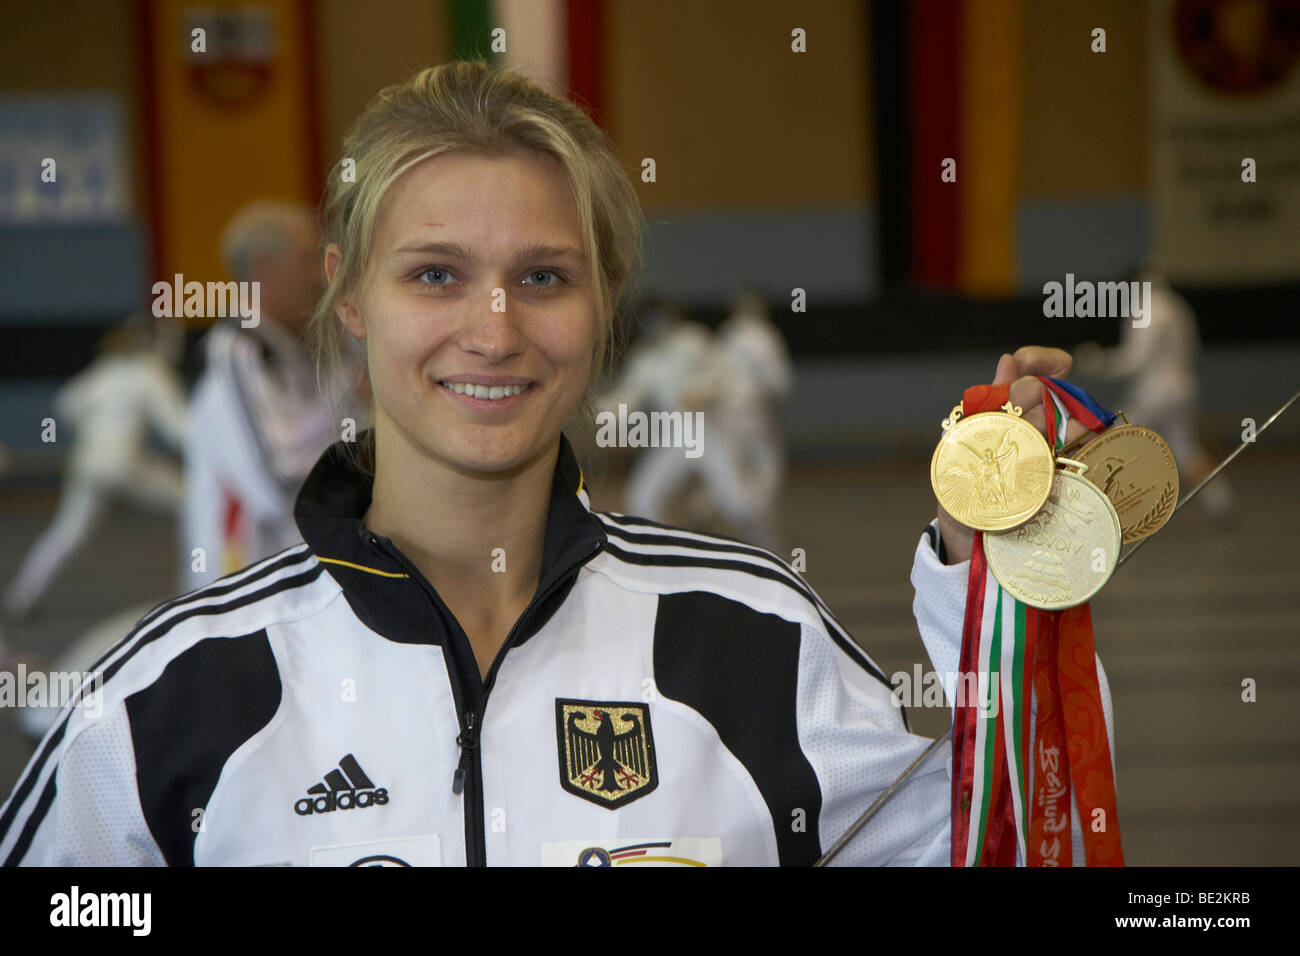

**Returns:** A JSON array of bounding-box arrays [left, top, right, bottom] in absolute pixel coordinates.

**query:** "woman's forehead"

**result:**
[[375, 150, 582, 252]]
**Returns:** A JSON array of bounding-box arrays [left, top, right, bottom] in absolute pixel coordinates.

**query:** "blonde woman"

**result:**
[[0, 61, 1105, 867]]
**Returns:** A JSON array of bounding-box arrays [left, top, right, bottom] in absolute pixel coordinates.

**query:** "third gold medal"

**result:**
[[1071, 414, 1179, 544]]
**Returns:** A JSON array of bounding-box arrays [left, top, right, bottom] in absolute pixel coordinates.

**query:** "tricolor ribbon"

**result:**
[[951, 380, 1124, 867], [951, 383, 1025, 866], [1043, 375, 1117, 456]]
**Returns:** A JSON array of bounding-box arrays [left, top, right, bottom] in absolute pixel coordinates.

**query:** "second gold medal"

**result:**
[[983, 458, 1122, 611]]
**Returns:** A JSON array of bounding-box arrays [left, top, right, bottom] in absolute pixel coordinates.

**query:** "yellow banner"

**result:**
[[959, 0, 1023, 297], [145, 0, 316, 317]]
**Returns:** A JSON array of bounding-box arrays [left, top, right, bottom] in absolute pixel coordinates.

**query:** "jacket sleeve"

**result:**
[[793, 615, 953, 866], [0, 703, 166, 866], [910, 519, 1118, 866]]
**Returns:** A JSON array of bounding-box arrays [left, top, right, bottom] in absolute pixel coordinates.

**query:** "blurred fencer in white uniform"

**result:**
[[601, 295, 792, 550], [181, 200, 340, 590], [1078, 261, 1234, 522], [715, 291, 794, 546], [3, 316, 188, 621]]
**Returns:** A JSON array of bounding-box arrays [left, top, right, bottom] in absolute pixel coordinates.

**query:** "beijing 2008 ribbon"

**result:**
[[951, 379, 1124, 867], [1025, 376, 1123, 866]]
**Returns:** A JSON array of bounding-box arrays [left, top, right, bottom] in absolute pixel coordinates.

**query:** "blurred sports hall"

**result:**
[[1, 0, 1296, 865]]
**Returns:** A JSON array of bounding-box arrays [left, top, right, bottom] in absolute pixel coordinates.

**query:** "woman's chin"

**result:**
[[436, 431, 550, 477]]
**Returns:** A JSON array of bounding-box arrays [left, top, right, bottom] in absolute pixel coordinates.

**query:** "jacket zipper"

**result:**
[[371, 532, 602, 866], [364, 535, 479, 862], [461, 539, 602, 865]]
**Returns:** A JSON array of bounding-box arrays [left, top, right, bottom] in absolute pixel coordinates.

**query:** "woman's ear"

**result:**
[[325, 242, 366, 340]]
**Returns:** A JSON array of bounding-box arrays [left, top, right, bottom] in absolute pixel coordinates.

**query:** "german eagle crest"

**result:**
[[556, 699, 658, 809]]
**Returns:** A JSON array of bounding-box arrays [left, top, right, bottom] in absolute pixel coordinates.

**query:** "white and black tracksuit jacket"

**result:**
[[1, 436, 1113, 866]]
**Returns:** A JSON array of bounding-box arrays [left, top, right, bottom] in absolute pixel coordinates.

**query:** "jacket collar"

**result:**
[[293, 431, 606, 645]]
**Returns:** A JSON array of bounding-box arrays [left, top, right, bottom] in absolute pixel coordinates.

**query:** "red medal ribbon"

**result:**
[[1055, 603, 1124, 865], [1042, 382, 1060, 450], [1026, 604, 1125, 866], [1028, 609, 1072, 865], [950, 529, 985, 865]]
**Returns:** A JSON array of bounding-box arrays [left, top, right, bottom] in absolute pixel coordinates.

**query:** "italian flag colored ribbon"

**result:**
[[950, 380, 1124, 866], [951, 383, 1027, 866]]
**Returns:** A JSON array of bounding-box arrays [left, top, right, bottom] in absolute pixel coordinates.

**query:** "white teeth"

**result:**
[[440, 382, 528, 400]]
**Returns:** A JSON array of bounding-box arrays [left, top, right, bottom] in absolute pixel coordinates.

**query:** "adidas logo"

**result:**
[[294, 754, 389, 816]]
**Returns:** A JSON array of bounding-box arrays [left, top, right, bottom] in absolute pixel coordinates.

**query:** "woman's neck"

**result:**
[[363, 425, 557, 616]]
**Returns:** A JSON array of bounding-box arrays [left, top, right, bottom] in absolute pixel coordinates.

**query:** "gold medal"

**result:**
[[983, 459, 1122, 610], [931, 401, 1054, 532], [1072, 422, 1179, 544]]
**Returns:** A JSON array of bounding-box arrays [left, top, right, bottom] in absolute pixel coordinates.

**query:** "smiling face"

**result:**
[[329, 150, 597, 478]]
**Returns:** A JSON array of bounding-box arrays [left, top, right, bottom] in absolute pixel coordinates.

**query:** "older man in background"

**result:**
[[180, 200, 338, 590]]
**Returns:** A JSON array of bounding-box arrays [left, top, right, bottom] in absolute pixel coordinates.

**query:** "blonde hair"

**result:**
[[311, 59, 645, 474]]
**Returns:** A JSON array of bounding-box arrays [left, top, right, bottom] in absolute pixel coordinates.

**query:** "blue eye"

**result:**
[[524, 269, 560, 287], [417, 266, 455, 285]]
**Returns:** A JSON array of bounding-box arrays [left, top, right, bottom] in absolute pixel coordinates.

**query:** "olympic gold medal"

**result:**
[[1072, 424, 1179, 544], [983, 460, 1122, 611], [931, 402, 1054, 532]]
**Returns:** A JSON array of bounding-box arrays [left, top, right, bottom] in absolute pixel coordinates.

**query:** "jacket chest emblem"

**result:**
[[555, 699, 658, 809]]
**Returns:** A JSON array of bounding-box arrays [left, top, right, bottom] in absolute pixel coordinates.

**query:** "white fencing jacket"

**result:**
[[55, 348, 187, 484], [1, 435, 1112, 866]]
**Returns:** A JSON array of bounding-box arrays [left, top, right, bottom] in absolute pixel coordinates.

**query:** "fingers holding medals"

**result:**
[[991, 346, 1072, 390], [1003, 345, 1073, 380], [993, 347, 1090, 448]]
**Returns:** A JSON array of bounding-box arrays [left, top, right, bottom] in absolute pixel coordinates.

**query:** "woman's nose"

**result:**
[[459, 289, 525, 361]]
